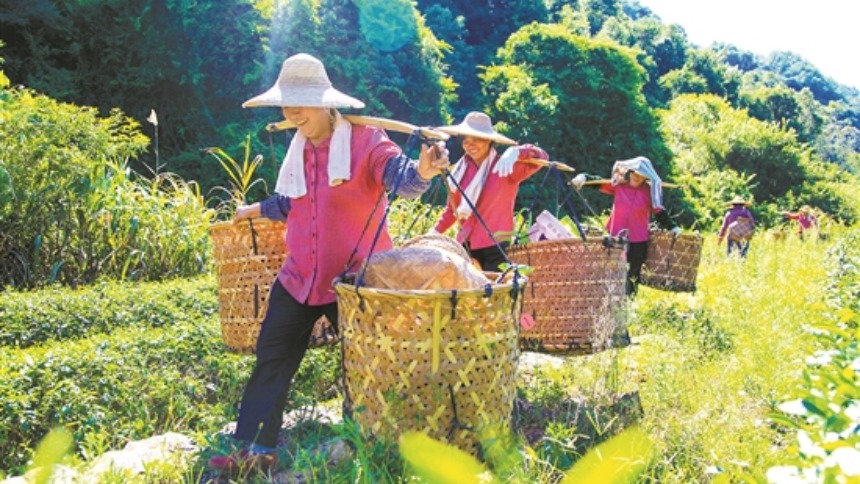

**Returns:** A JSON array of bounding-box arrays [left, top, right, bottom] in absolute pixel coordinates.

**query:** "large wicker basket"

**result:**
[[335, 273, 523, 456], [209, 219, 336, 354], [641, 229, 703, 293], [507, 237, 628, 355]]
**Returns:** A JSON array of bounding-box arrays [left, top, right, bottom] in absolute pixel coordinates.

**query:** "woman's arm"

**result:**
[[234, 194, 291, 222], [381, 142, 448, 199]]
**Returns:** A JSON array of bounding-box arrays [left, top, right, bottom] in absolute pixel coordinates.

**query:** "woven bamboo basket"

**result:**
[[507, 237, 628, 355], [335, 272, 523, 456], [209, 219, 336, 354], [641, 229, 703, 293]]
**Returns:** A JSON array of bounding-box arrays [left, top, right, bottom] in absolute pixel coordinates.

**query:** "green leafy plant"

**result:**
[[203, 134, 265, 216]]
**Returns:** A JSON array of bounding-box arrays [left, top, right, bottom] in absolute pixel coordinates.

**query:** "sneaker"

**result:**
[[208, 449, 278, 473]]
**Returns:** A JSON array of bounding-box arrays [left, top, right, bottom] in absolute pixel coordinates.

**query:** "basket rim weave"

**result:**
[[509, 235, 614, 249], [335, 273, 520, 298], [208, 217, 281, 231]]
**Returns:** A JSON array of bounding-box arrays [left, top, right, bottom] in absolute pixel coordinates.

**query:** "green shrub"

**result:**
[[0, 85, 214, 289]]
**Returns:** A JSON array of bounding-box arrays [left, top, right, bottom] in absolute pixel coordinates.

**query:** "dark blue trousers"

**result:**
[[233, 280, 338, 448]]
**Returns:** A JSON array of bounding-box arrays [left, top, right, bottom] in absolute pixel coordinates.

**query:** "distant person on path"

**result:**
[[207, 53, 448, 474], [598, 156, 680, 296], [782, 205, 818, 238], [430, 111, 548, 271], [717, 196, 755, 258]]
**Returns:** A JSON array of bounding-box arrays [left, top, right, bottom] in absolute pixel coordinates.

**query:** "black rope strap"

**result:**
[[446, 384, 473, 442], [441, 168, 515, 269]]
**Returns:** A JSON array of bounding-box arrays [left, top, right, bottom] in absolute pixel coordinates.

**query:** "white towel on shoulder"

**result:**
[[447, 148, 496, 220], [275, 112, 352, 198]]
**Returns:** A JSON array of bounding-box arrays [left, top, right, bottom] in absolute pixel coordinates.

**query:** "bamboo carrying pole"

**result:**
[[269, 115, 574, 172], [579, 179, 679, 188], [521, 158, 575, 172], [267, 114, 451, 141]]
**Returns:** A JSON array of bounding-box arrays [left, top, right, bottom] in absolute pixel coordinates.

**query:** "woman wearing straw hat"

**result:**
[[782, 205, 818, 238], [429, 111, 548, 271], [600, 156, 680, 296], [718, 195, 756, 257], [208, 53, 448, 473]]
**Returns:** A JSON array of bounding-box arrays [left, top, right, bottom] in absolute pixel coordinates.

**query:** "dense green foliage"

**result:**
[[660, 94, 859, 228], [0, 83, 214, 289], [0, 0, 266, 186], [482, 22, 677, 216], [3, 0, 858, 192]]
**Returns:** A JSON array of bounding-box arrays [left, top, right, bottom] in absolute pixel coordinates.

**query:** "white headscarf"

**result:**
[[611, 156, 664, 209], [275, 111, 353, 198]]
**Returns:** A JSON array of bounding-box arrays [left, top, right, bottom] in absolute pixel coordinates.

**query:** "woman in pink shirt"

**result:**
[[782, 205, 818, 238], [718, 196, 756, 257], [600, 157, 679, 296], [431, 111, 547, 271], [208, 54, 448, 473]]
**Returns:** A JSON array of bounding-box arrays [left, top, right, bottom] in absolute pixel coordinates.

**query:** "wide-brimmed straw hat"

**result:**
[[726, 195, 751, 206], [436, 112, 516, 145], [243, 53, 365, 109]]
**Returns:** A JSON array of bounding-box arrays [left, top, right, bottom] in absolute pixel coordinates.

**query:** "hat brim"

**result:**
[[243, 86, 365, 109], [437, 124, 516, 145], [726, 200, 751, 206]]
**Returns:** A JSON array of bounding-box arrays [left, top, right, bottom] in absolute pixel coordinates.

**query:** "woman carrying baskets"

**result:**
[[429, 111, 548, 271], [599, 156, 680, 296], [208, 53, 449, 473], [718, 196, 756, 257]]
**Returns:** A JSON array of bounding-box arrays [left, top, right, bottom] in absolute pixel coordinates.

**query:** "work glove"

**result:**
[[571, 173, 587, 189], [492, 147, 519, 177], [670, 226, 681, 236]]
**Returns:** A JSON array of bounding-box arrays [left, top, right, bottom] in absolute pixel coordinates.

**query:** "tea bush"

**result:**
[[0, 276, 340, 475], [0, 276, 217, 349]]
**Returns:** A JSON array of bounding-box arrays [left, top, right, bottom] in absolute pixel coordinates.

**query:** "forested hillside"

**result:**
[[2, 0, 858, 187]]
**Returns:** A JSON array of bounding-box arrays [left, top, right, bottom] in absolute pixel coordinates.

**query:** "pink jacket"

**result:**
[[601, 183, 661, 243], [784, 212, 817, 232], [277, 125, 401, 305], [434, 145, 545, 250]]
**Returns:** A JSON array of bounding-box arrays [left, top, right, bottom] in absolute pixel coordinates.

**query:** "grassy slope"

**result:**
[[608, 232, 827, 481]]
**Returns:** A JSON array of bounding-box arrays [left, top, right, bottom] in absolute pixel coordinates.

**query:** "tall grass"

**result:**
[[621, 232, 831, 481]]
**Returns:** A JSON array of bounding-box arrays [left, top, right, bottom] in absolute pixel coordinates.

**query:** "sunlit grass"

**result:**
[[570, 231, 832, 482]]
